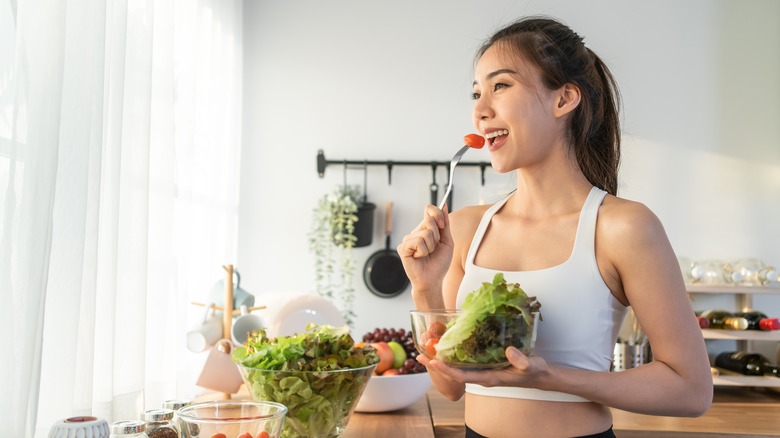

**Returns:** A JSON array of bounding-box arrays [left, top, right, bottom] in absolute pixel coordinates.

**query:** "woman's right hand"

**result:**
[[396, 204, 454, 293], [415, 351, 466, 401]]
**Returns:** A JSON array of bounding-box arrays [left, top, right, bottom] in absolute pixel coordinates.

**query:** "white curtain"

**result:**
[[0, 0, 243, 436]]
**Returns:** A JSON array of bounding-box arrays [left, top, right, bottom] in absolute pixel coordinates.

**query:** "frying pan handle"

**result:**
[[385, 201, 393, 237], [430, 164, 439, 205]]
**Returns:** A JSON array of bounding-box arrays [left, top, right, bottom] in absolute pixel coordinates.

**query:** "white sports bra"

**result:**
[[456, 186, 627, 402]]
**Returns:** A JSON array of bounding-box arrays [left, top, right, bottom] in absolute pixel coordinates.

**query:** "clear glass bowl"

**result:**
[[177, 400, 287, 438], [236, 363, 376, 438], [409, 309, 539, 370]]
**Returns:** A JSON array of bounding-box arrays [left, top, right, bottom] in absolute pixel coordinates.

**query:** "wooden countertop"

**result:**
[[424, 386, 780, 438], [343, 396, 434, 438], [201, 384, 780, 437]]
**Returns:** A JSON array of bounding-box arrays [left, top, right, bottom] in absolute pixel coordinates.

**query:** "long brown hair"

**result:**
[[477, 16, 621, 195]]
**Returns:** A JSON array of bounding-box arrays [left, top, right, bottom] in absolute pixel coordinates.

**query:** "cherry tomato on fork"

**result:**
[[464, 133, 485, 149]]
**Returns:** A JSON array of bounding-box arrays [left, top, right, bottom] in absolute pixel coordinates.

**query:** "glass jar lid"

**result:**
[[143, 408, 174, 422], [162, 399, 190, 410], [111, 420, 146, 434]]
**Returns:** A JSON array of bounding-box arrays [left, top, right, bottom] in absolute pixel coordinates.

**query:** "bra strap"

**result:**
[[464, 191, 513, 266]]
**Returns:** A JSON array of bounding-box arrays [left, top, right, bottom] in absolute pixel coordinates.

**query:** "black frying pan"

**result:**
[[363, 201, 410, 298]]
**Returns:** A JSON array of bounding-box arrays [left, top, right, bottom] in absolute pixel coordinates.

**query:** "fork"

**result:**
[[437, 144, 470, 210]]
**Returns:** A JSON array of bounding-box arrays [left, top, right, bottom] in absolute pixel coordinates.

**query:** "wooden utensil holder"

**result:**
[[191, 264, 266, 398], [191, 264, 267, 336]]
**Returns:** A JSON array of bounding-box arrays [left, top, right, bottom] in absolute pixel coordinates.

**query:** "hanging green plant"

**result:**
[[308, 185, 362, 327]]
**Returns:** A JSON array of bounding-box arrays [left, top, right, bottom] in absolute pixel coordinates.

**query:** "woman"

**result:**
[[397, 16, 712, 438]]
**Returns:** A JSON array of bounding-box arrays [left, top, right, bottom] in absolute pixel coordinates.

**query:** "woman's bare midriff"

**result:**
[[464, 392, 613, 437]]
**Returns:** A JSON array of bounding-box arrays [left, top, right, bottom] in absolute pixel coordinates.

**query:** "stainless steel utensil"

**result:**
[[437, 145, 470, 210]]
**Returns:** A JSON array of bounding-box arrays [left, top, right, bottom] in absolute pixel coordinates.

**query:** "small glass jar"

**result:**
[[109, 420, 148, 438], [162, 399, 191, 436], [143, 409, 179, 438]]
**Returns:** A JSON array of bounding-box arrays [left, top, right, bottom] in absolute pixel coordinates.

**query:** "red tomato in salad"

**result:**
[[427, 321, 447, 338], [424, 337, 439, 357]]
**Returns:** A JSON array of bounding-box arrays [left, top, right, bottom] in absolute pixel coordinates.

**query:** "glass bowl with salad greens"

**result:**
[[410, 273, 541, 370], [232, 323, 378, 438]]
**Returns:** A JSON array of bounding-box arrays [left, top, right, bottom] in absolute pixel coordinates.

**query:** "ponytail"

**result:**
[[573, 49, 621, 195]]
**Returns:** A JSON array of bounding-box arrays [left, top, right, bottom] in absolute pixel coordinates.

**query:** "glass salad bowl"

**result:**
[[177, 400, 287, 438], [236, 364, 375, 438], [410, 309, 539, 370], [232, 323, 379, 438]]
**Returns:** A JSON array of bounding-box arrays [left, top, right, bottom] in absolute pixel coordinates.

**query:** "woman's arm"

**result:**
[[420, 212, 473, 401], [582, 200, 713, 416], [398, 205, 484, 401]]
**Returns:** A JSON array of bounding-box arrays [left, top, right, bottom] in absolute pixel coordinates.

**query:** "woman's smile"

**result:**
[[485, 128, 509, 151]]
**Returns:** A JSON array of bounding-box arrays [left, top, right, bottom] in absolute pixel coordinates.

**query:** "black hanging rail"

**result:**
[[316, 149, 491, 185]]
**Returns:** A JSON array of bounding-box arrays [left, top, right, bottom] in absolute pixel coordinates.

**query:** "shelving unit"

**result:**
[[688, 283, 780, 388], [713, 373, 780, 388], [701, 329, 780, 341]]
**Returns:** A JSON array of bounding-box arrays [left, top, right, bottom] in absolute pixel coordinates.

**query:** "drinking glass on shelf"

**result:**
[[728, 258, 779, 286], [677, 256, 696, 284], [692, 259, 742, 285]]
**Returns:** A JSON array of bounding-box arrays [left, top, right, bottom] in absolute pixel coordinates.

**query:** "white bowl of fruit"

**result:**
[[354, 327, 432, 413]]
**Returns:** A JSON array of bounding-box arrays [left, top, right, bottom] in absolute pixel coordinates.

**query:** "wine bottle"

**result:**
[[714, 351, 780, 377], [693, 311, 710, 329], [735, 310, 780, 331], [699, 310, 748, 330]]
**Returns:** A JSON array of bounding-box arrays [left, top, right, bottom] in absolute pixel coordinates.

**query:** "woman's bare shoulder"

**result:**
[[599, 195, 663, 232], [597, 195, 671, 256], [447, 204, 491, 259], [448, 204, 491, 234]]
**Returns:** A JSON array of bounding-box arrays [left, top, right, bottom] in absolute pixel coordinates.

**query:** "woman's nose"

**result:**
[[472, 95, 494, 121]]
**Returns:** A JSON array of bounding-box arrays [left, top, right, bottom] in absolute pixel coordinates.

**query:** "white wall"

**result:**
[[237, 0, 780, 344]]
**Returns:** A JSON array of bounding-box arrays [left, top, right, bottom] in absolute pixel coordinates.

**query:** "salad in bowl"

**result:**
[[410, 273, 541, 369]]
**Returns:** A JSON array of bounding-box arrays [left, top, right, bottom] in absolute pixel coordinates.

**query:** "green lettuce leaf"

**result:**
[[436, 273, 541, 365]]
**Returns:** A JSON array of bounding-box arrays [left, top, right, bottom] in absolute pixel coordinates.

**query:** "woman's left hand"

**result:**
[[424, 346, 550, 388]]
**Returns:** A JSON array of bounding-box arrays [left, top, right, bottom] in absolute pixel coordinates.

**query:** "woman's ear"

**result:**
[[553, 83, 581, 118]]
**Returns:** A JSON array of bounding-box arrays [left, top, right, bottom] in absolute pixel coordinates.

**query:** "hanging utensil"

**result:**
[[363, 201, 409, 298], [429, 164, 439, 205], [354, 162, 376, 247]]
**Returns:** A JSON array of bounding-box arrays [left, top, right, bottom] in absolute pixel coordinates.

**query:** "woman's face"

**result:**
[[472, 44, 561, 173]]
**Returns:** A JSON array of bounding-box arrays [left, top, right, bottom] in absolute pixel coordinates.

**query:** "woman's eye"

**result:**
[[472, 82, 507, 99]]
